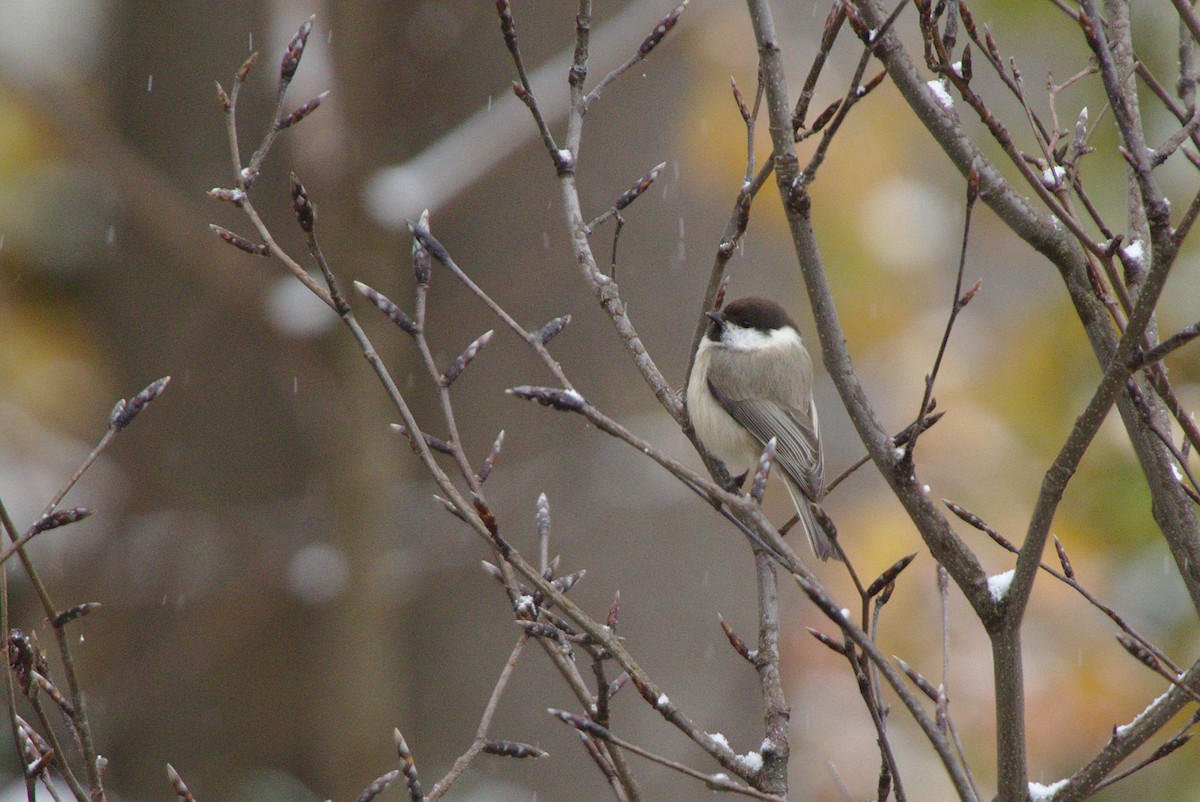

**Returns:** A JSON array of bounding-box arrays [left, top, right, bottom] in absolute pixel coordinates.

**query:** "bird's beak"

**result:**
[[706, 310, 724, 325]]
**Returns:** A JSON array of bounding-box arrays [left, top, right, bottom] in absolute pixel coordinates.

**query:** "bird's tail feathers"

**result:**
[[784, 480, 840, 562]]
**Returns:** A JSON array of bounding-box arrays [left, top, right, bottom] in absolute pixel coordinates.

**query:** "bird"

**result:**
[[686, 296, 834, 561]]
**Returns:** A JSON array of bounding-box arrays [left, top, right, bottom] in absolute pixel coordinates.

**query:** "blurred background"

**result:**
[[0, 0, 1198, 799]]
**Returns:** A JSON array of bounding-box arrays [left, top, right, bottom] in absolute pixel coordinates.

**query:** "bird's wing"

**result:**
[[706, 375, 824, 501]]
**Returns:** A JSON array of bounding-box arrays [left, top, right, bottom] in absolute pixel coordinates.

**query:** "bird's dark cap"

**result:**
[[719, 296, 799, 333]]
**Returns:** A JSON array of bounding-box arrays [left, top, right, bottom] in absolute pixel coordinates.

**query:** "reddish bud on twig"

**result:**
[[210, 224, 269, 256], [7, 630, 34, 693], [356, 770, 400, 802], [713, 276, 730, 311], [617, 162, 666, 213], [865, 552, 918, 599], [958, 278, 982, 309], [16, 719, 50, 776], [508, 386, 586, 412], [354, 282, 419, 336], [808, 99, 841, 135], [280, 16, 315, 87], [942, 4, 959, 49], [730, 77, 751, 123], [1074, 106, 1089, 152], [52, 602, 100, 629], [959, 0, 977, 39], [110, 376, 170, 430], [639, 2, 687, 57], [896, 657, 939, 701], [483, 740, 548, 759], [1117, 634, 1161, 672], [1053, 536, 1075, 580], [607, 590, 621, 631], [984, 27, 1001, 65], [207, 187, 245, 205], [26, 753, 52, 778], [290, 174, 316, 233], [477, 430, 505, 483], [32, 507, 91, 535], [807, 627, 848, 655], [411, 228, 436, 289], [943, 499, 1016, 552], [472, 493, 499, 536], [496, 0, 517, 48], [536, 315, 571, 345], [628, 671, 660, 708], [484, 561, 533, 596], [543, 611, 589, 642], [719, 615, 754, 662], [966, 167, 980, 204], [480, 560, 504, 583], [389, 422, 453, 456], [441, 330, 494, 387], [393, 728, 423, 801], [433, 494, 466, 523], [15, 718, 49, 759], [30, 671, 73, 718], [235, 51, 258, 84], [166, 764, 197, 802], [16, 735, 43, 777], [960, 44, 973, 83], [552, 569, 586, 595], [214, 81, 231, 112], [278, 91, 329, 129], [548, 708, 613, 741], [749, 437, 776, 503], [843, 1, 867, 38], [1148, 732, 1194, 762], [407, 213, 441, 286], [732, 190, 751, 238]]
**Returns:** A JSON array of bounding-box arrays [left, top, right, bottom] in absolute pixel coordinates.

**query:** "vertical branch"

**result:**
[[0, 501, 105, 802], [751, 550, 788, 795], [1101, 0, 1150, 285], [902, 171, 980, 464], [0, 564, 34, 802], [1180, 2, 1198, 113], [746, 0, 991, 616]]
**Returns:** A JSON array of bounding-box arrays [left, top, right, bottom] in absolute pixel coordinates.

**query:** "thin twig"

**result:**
[[548, 710, 784, 802], [426, 635, 529, 801], [903, 171, 979, 463]]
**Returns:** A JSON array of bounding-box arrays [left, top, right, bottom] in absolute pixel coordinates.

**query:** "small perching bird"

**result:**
[[687, 297, 834, 561]]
